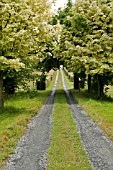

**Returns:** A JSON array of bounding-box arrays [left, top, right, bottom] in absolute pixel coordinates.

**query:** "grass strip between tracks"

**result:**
[[47, 71, 92, 170], [0, 72, 57, 169]]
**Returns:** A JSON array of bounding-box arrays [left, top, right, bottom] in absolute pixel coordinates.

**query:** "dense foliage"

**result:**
[[0, 0, 53, 108], [53, 0, 113, 97]]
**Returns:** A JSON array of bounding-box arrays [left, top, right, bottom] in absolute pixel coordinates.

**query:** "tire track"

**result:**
[[4, 71, 59, 170], [61, 68, 113, 170]]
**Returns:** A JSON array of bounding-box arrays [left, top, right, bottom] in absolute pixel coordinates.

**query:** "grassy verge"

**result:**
[[47, 71, 92, 170], [64, 71, 113, 141], [0, 71, 57, 169]]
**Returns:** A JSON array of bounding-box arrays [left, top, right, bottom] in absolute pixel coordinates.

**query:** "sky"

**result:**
[[51, 0, 75, 13]]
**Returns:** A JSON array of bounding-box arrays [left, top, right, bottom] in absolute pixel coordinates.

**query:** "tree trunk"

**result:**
[[88, 74, 91, 93], [80, 78, 85, 88], [100, 82, 104, 97], [36, 77, 46, 90], [0, 71, 4, 110], [97, 74, 104, 98], [40, 77, 46, 90], [74, 73, 79, 89]]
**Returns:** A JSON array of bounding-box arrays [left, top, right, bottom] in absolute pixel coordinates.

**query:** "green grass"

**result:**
[[0, 71, 57, 169], [47, 71, 92, 170], [64, 71, 113, 141]]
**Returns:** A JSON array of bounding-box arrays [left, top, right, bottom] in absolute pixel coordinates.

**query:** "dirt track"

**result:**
[[4, 72, 58, 170], [4, 69, 113, 170], [61, 69, 113, 170]]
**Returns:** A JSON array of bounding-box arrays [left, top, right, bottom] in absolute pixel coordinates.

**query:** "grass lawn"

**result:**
[[0, 72, 56, 169], [47, 71, 92, 170], [64, 71, 113, 141]]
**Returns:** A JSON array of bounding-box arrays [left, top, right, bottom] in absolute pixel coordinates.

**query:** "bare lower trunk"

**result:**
[[74, 73, 79, 89], [0, 71, 4, 110], [88, 74, 91, 93], [97, 74, 104, 98]]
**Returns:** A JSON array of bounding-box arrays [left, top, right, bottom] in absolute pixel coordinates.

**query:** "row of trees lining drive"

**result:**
[[0, 0, 57, 109], [52, 0, 113, 97], [1, 0, 113, 109], [0, 0, 64, 109]]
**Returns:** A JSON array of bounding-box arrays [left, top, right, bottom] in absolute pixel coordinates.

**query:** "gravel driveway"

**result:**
[[4, 69, 113, 170], [4, 71, 59, 170], [61, 69, 113, 170]]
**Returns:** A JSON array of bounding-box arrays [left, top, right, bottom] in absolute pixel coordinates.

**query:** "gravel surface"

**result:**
[[4, 71, 59, 170], [61, 69, 113, 170]]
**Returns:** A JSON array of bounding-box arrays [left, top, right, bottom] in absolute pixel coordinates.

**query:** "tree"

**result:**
[[75, 0, 113, 96], [0, 0, 52, 109], [55, 0, 113, 96], [53, 1, 89, 89], [50, 0, 73, 64]]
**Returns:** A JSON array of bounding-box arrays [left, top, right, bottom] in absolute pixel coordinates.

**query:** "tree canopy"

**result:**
[[0, 0, 52, 71], [0, 0, 53, 109], [52, 0, 113, 96]]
